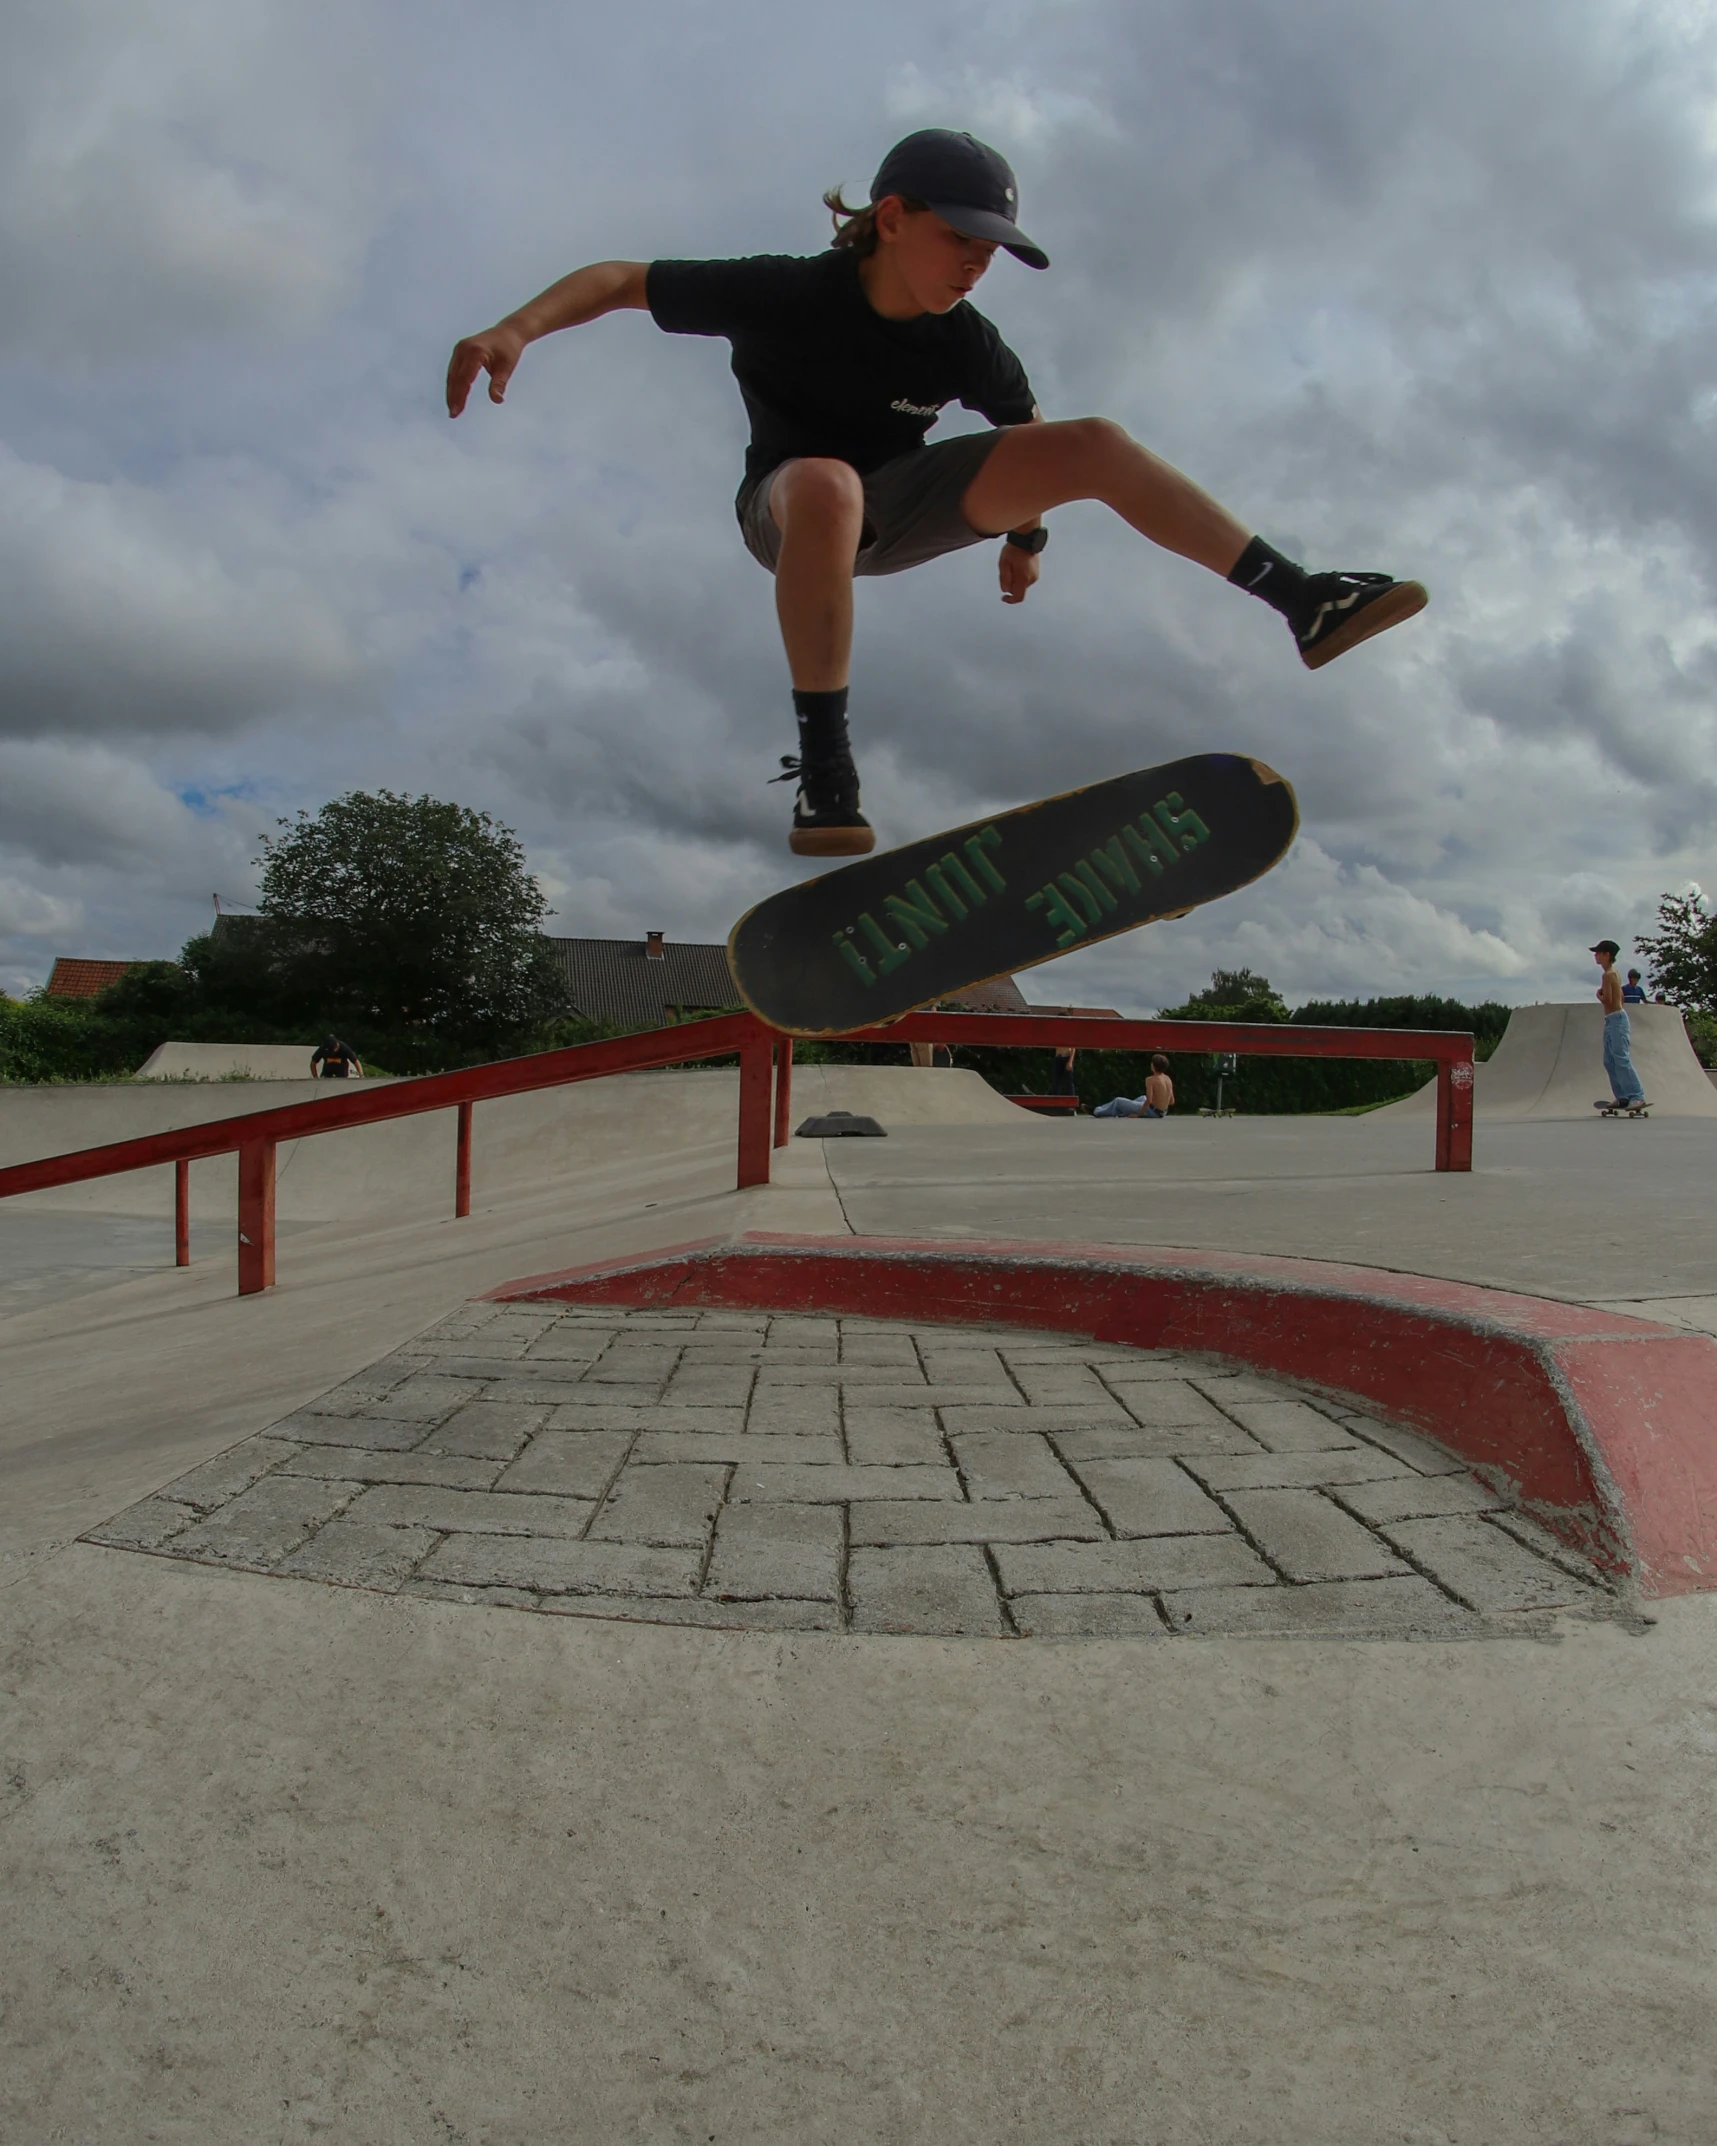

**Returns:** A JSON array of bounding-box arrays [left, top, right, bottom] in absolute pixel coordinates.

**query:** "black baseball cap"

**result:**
[[870, 129, 1049, 269], [1590, 939, 1621, 955]]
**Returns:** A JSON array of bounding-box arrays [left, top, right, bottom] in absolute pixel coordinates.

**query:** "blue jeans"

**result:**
[[1603, 1010, 1645, 1104], [1093, 1097, 1164, 1119]]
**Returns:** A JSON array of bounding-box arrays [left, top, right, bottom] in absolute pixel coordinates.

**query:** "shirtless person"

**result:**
[[1094, 1053, 1175, 1119], [1591, 939, 1647, 1111], [447, 129, 1427, 857]]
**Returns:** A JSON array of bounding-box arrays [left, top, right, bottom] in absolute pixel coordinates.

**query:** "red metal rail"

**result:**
[[0, 1013, 779, 1296], [866, 1011, 1474, 1171], [0, 1011, 1471, 1296]]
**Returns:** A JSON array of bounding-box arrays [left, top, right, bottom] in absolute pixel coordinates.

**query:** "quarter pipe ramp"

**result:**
[[1384, 1002, 1717, 1120]]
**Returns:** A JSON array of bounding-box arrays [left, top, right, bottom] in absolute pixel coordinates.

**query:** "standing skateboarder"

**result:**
[[447, 129, 1428, 857], [1592, 940, 1647, 1111]]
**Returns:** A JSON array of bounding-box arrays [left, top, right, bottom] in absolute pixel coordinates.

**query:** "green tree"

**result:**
[[89, 958, 201, 1029], [176, 916, 287, 1028], [254, 790, 565, 1047], [1176, 968, 1288, 1019], [1637, 887, 1717, 1015]]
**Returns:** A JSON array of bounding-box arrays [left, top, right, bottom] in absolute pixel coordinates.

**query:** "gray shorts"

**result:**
[[740, 429, 1010, 578]]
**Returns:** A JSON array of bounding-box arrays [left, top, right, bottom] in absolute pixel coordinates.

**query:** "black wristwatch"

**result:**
[[1005, 526, 1049, 555]]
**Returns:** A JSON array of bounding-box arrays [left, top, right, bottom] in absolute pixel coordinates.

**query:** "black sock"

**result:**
[[792, 686, 850, 764], [1227, 537, 1308, 618]]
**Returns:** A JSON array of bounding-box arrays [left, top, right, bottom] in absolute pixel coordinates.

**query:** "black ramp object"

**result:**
[[729, 753, 1299, 1037]]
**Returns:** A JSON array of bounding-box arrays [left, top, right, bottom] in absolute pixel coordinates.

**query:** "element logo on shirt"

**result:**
[[890, 397, 945, 417]]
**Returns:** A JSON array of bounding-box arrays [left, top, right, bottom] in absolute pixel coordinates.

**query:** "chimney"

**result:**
[[645, 930, 665, 961]]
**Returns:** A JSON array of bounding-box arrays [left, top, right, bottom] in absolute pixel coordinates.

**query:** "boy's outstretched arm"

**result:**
[[446, 261, 650, 416]]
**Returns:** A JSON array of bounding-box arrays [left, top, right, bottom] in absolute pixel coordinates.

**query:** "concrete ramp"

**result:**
[[1383, 1002, 1717, 1120], [133, 1042, 378, 1081], [792, 1063, 1035, 1128], [0, 1063, 1037, 1226]]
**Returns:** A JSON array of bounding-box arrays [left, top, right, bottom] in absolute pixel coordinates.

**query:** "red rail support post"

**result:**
[[237, 1138, 276, 1295], [1436, 1054, 1475, 1173], [737, 1025, 775, 1189], [174, 1159, 190, 1267], [773, 1035, 793, 1149], [456, 1100, 473, 1217]]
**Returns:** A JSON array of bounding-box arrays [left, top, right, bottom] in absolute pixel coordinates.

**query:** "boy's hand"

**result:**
[[447, 323, 527, 417], [999, 540, 1041, 606]]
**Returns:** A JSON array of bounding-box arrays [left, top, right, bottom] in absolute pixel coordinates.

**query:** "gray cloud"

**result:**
[[0, 444, 372, 740], [0, 0, 387, 361], [2, 0, 1713, 1009]]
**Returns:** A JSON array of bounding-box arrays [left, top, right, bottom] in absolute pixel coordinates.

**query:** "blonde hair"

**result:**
[[823, 186, 928, 256]]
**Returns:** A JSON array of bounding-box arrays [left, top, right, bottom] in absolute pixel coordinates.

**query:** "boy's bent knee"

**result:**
[[772, 457, 865, 532], [1059, 414, 1132, 468]]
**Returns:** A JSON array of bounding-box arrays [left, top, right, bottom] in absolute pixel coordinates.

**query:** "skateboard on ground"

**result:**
[[1595, 1099, 1650, 1118], [728, 752, 1299, 1037]]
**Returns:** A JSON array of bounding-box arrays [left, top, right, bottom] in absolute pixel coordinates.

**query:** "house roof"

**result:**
[[45, 958, 142, 1001], [943, 975, 1029, 1013], [545, 936, 1112, 1031], [547, 937, 741, 1029], [73, 916, 1104, 1033], [210, 913, 265, 945]]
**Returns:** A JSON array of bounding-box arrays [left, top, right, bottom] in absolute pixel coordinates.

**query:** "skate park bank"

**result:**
[[3, 1004, 1715, 2139]]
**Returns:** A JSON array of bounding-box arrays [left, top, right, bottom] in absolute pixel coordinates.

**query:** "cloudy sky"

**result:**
[[3, 0, 1714, 1012]]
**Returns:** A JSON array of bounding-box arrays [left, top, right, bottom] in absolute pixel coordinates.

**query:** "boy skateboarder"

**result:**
[[447, 129, 1428, 858]]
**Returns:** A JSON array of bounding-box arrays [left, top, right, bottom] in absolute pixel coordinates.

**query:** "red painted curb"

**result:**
[[490, 1233, 1717, 1599]]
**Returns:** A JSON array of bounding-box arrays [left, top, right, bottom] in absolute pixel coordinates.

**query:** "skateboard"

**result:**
[[728, 753, 1298, 1037], [1595, 1100, 1650, 1118]]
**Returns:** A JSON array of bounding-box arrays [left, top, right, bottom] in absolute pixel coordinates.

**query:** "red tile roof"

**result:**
[[45, 958, 142, 1001]]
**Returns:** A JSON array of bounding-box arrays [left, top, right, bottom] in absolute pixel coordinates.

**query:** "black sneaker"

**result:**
[[1291, 572, 1428, 670], [772, 750, 875, 857]]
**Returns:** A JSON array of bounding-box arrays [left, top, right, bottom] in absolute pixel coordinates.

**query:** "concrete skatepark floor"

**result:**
[[0, 1203, 227, 1317], [819, 1113, 1717, 1320], [86, 1302, 1616, 1640], [4, 1058, 1715, 2142]]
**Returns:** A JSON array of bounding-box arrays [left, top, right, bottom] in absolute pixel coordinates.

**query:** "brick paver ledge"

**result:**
[[82, 1305, 1620, 1640]]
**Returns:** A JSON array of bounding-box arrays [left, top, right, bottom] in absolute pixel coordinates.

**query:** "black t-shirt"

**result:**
[[646, 249, 1036, 508]]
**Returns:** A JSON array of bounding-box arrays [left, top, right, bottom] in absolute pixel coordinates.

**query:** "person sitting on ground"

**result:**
[[1621, 967, 1648, 1005], [1093, 1054, 1175, 1119], [310, 1035, 364, 1080]]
